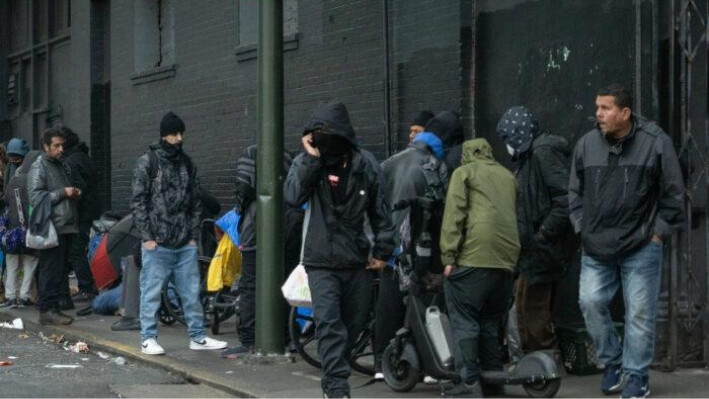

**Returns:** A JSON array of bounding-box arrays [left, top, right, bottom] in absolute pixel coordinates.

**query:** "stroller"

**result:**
[[381, 197, 564, 398]]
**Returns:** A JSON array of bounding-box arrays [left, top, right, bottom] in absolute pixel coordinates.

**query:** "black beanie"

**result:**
[[411, 110, 435, 128], [160, 112, 185, 137]]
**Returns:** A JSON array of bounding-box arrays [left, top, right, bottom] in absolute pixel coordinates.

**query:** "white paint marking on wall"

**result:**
[[546, 51, 561, 71]]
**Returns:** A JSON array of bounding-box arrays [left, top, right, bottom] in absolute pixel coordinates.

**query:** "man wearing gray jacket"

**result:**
[[569, 84, 685, 398], [29, 128, 81, 325]]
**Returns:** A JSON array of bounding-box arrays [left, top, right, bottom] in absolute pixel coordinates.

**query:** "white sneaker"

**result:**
[[189, 336, 228, 351], [141, 338, 165, 355], [374, 372, 384, 381], [423, 375, 438, 384]]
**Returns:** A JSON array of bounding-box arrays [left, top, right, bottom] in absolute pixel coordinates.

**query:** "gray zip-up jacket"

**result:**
[[568, 115, 685, 261], [28, 154, 79, 235]]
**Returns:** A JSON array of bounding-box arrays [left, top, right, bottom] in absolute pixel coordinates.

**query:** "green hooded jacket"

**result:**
[[440, 138, 520, 271]]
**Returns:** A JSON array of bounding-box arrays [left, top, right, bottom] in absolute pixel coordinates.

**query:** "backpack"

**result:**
[[146, 150, 194, 181]]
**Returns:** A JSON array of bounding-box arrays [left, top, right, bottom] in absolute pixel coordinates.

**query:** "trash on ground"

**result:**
[[113, 357, 126, 365], [225, 370, 234, 374], [39, 332, 65, 344], [0, 318, 23, 330], [8, 356, 17, 360], [17, 334, 29, 339], [0, 361, 13, 366], [46, 364, 83, 369], [81, 358, 89, 361], [69, 341, 89, 353], [97, 351, 110, 360]]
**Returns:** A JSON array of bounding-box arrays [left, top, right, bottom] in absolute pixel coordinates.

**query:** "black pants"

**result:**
[[237, 250, 299, 346], [308, 267, 371, 396], [444, 267, 512, 385], [374, 267, 406, 369], [38, 234, 74, 312], [237, 250, 257, 346], [68, 224, 97, 295]]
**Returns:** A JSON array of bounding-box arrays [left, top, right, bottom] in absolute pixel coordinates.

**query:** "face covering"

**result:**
[[160, 140, 183, 158], [313, 133, 351, 167]]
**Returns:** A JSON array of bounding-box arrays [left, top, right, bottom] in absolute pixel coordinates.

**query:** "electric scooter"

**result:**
[[381, 198, 564, 398]]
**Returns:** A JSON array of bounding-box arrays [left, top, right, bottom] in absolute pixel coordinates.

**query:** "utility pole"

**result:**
[[255, 0, 285, 355]]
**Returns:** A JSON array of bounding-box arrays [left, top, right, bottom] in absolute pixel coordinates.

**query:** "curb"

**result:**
[[0, 312, 259, 398]]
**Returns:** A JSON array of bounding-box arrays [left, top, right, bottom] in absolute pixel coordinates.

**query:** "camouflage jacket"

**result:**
[[130, 143, 202, 249]]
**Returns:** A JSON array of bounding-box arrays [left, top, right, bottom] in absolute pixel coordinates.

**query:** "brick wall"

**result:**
[[109, 0, 467, 213]]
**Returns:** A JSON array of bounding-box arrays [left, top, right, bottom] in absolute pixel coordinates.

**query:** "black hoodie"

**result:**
[[425, 111, 464, 170], [285, 101, 396, 269], [64, 141, 101, 225]]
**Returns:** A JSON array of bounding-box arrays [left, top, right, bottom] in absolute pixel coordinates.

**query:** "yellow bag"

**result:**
[[207, 235, 242, 292]]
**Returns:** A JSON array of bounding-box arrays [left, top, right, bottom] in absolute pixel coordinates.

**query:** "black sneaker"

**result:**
[[0, 299, 18, 309], [111, 317, 141, 331], [601, 364, 626, 395], [621, 374, 650, 398], [221, 344, 254, 359], [443, 381, 483, 398], [18, 298, 35, 308]]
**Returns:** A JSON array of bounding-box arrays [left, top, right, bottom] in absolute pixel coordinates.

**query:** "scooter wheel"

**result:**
[[382, 344, 421, 392], [523, 377, 561, 398]]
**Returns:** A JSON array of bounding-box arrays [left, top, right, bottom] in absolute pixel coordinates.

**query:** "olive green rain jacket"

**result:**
[[440, 138, 520, 271]]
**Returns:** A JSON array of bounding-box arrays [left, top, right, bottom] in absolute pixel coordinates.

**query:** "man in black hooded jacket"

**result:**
[[497, 106, 575, 354], [60, 126, 100, 303], [285, 101, 395, 398]]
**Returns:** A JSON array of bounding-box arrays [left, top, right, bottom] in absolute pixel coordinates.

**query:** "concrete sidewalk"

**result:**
[[2, 306, 709, 398]]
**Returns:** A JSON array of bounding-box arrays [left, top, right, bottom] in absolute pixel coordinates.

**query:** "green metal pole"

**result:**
[[255, 0, 284, 354]]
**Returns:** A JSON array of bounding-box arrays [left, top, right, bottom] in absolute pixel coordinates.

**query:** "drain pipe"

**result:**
[[383, 0, 392, 156]]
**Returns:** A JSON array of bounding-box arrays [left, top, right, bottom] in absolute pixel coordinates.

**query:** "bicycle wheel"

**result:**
[[348, 316, 376, 375], [210, 290, 238, 335], [289, 306, 321, 369]]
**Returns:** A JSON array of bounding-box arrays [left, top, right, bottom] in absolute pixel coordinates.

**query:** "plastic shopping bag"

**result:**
[[207, 235, 242, 292], [26, 222, 59, 250], [215, 210, 241, 247], [281, 264, 311, 307]]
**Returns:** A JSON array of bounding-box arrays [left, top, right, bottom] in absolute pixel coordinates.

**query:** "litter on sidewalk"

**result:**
[[68, 341, 89, 353], [0, 360, 13, 366], [46, 364, 83, 369], [0, 318, 23, 330]]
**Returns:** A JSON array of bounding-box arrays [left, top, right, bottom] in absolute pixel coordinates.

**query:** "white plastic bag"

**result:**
[[26, 222, 59, 250], [281, 264, 312, 307]]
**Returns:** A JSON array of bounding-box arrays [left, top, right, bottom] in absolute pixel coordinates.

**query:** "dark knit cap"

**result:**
[[411, 110, 435, 127], [160, 112, 185, 137]]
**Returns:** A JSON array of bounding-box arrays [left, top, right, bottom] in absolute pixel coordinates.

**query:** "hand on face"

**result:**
[[302, 133, 321, 158]]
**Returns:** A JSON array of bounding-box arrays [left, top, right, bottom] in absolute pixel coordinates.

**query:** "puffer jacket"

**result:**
[[233, 145, 303, 254], [64, 141, 101, 226], [569, 115, 685, 261], [130, 143, 202, 249], [28, 154, 79, 235], [285, 101, 396, 269], [440, 139, 519, 271], [515, 133, 576, 284]]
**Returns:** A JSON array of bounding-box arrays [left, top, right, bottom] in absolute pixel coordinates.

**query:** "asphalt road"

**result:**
[[0, 326, 228, 398]]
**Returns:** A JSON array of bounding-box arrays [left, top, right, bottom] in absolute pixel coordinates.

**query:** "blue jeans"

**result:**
[[140, 243, 205, 342], [579, 241, 663, 378]]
